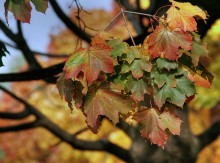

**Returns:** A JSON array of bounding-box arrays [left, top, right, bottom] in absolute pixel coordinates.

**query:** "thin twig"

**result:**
[[104, 11, 122, 31], [118, 0, 136, 46]]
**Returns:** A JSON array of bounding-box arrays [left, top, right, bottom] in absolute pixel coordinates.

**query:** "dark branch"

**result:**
[[0, 108, 30, 119], [0, 62, 64, 83], [0, 85, 132, 162], [15, 21, 42, 69], [49, 0, 92, 43], [0, 121, 39, 132], [0, 19, 16, 41]]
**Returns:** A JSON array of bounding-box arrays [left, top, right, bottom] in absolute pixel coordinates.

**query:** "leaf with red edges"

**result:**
[[160, 110, 182, 135], [4, 0, 32, 23], [147, 25, 192, 60], [57, 72, 84, 111], [133, 108, 168, 147], [83, 83, 134, 133], [65, 35, 114, 82]]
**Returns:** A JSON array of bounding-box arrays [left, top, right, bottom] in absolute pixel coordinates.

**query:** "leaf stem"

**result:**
[[104, 11, 122, 31], [118, 0, 136, 46]]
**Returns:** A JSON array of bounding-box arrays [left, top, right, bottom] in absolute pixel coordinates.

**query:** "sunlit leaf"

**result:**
[[167, 0, 207, 31]]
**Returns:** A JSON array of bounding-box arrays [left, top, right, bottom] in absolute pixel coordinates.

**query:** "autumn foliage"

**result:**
[[55, 0, 213, 147]]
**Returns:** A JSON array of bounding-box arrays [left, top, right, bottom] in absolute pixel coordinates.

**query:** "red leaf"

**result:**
[[65, 34, 114, 82], [133, 108, 168, 147], [84, 83, 134, 133], [147, 25, 192, 60]]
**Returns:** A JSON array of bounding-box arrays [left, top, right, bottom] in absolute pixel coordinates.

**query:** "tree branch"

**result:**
[[0, 108, 30, 119], [0, 19, 16, 41], [0, 62, 64, 83], [15, 21, 42, 70], [0, 85, 132, 162], [0, 121, 39, 132], [49, 0, 92, 43]]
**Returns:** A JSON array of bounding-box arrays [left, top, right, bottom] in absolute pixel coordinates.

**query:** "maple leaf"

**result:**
[[130, 58, 152, 79], [179, 54, 214, 87], [154, 75, 195, 108], [125, 76, 150, 102], [0, 42, 9, 67], [4, 0, 48, 23], [31, 0, 48, 13], [160, 110, 182, 135], [167, 0, 207, 31], [190, 32, 209, 67], [151, 67, 176, 88], [65, 38, 114, 82], [83, 83, 134, 133], [133, 108, 168, 147], [108, 39, 128, 58], [156, 58, 178, 71], [4, 0, 32, 23], [147, 25, 192, 60], [57, 72, 84, 111], [126, 46, 142, 64]]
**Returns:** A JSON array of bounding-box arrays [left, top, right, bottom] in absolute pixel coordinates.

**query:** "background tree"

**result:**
[[0, 0, 220, 162]]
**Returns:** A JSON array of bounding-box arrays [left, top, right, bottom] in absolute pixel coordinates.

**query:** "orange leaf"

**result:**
[[167, 0, 207, 31]]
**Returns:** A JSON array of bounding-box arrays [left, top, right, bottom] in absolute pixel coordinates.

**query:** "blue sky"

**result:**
[[0, 0, 112, 72]]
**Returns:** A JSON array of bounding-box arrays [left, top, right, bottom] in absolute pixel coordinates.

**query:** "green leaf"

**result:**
[[151, 67, 176, 88], [83, 83, 134, 133], [0, 42, 9, 67], [31, 0, 48, 13], [130, 58, 152, 79], [156, 58, 178, 71], [154, 75, 195, 107], [57, 72, 84, 111], [126, 45, 142, 64], [4, 0, 32, 23], [125, 76, 150, 102], [190, 32, 209, 67], [108, 39, 128, 58]]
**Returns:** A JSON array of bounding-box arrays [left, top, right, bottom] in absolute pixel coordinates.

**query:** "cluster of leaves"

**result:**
[[4, 0, 48, 23], [56, 0, 213, 147]]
